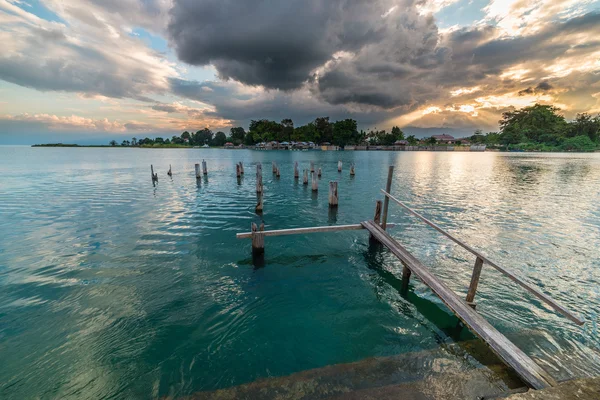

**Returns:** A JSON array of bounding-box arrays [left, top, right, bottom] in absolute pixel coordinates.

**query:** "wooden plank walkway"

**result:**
[[361, 220, 557, 390]]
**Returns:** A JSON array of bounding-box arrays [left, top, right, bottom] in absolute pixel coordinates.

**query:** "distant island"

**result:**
[[33, 105, 600, 152]]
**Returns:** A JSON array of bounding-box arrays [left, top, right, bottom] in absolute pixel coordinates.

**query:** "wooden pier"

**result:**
[[235, 164, 584, 392]]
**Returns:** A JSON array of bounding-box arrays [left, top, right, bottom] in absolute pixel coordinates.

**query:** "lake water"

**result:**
[[0, 147, 599, 398]]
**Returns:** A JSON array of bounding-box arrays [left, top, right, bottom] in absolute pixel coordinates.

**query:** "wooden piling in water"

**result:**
[[338, 160, 342, 172], [350, 163, 355, 176], [255, 192, 263, 213], [381, 166, 394, 230], [370, 200, 382, 241], [195, 163, 201, 179], [276, 166, 280, 178], [310, 161, 314, 173], [151, 165, 158, 182], [272, 161, 276, 173], [256, 163, 263, 193], [202, 160, 207, 175], [317, 167, 322, 177], [311, 172, 318, 191], [251, 222, 265, 256], [167, 164, 172, 177], [294, 162, 299, 179], [328, 181, 338, 207], [239, 162, 244, 174], [236, 163, 241, 178], [303, 169, 308, 185]]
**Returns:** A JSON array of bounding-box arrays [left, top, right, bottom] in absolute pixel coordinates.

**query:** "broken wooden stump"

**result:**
[[328, 181, 338, 207]]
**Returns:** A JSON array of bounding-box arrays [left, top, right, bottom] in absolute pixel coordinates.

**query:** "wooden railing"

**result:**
[[380, 188, 584, 326]]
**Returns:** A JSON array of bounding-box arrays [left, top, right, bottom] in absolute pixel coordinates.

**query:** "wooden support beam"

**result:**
[[350, 163, 355, 176], [256, 163, 263, 193], [239, 162, 244, 174], [151, 165, 158, 182], [361, 220, 556, 390], [401, 262, 412, 294], [310, 161, 314, 173], [381, 166, 394, 230], [236, 163, 241, 178], [237, 222, 396, 239], [466, 257, 484, 307], [276, 166, 280, 178], [329, 181, 338, 207], [338, 160, 342, 172], [311, 171, 318, 191], [294, 161, 299, 179], [370, 200, 382, 242], [255, 192, 263, 213], [303, 169, 309, 185], [195, 163, 201, 179], [380, 189, 584, 326], [202, 160, 207, 175], [272, 161, 276, 173]]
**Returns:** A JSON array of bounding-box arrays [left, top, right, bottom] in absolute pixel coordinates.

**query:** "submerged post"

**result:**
[[401, 263, 412, 294], [272, 161, 276, 173], [202, 160, 207, 175], [255, 192, 263, 213], [381, 166, 394, 230], [195, 163, 201, 179], [328, 181, 338, 207], [317, 167, 322, 177], [466, 257, 484, 308], [311, 172, 318, 191], [276, 166, 280, 178], [167, 164, 172, 177], [338, 160, 342, 172], [151, 165, 158, 182], [256, 163, 263, 193], [310, 161, 314, 173], [239, 162, 244, 174], [303, 169, 308, 185], [294, 161, 299, 179], [350, 163, 355, 176], [251, 222, 265, 256], [236, 163, 241, 178]]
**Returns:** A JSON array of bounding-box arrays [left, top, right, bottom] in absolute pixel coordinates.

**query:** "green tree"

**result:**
[[194, 128, 213, 145], [109, 140, 117, 146], [499, 104, 567, 145], [281, 119, 294, 142], [568, 113, 600, 142], [391, 126, 405, 141], [131, 137, 137, 146], [332, 119, 358, 146], [213, 131, 227, 146], [181, 131, 191, 142], [406, 135, 418, 145], [561, 135, 596, 151], [230, 127, 246, 145], [427, 137, 437, 145], [314, 117, 332, 143]]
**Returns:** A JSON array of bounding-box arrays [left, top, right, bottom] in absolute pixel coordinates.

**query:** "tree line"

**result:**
[[466, 104, 600, 151], [111, 117, 410, 147], [109, 105, 600, 151]]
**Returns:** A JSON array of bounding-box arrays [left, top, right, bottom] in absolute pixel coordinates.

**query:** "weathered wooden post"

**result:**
[[251, 222, 265, 256], [195, 163, 201, 179], [311, 172, 318, 191], [466, 257, 484, 309], [239, 162, 244, 174], [255, 192, 263, 213], [272, 161, 276, 173], [294, 161, 299, 179], [401, 263, 412, 294], [151, 165, 158, 182], [202, 160, 207, 175], [328, 181, 338, 207], [369, 200, 382, 242], [256, 163, 263, 193], [317, 167, 322, 177], [382, 166, 394, 230], [236, 163, 241, 178], [303, 169, 308, 185], [338, 160, 342, 172], [167, 164, 172, 177], [276, 166, 280, 178], [310, 161, 314, 173], [350, 163, 355, 176]]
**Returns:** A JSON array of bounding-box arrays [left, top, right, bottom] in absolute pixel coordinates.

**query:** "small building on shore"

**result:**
[[432, 134, 455, 144]]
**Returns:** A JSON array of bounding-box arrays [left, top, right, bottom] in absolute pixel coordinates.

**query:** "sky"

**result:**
[[1, 0, 600, 144]]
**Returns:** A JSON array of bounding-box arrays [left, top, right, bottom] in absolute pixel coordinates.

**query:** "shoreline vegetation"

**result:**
[[33, 104, 600, 152]]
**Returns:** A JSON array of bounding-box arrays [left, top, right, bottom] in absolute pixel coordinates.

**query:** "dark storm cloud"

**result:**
[[168, 0, 415, 92], [518, 81, 554, 96]]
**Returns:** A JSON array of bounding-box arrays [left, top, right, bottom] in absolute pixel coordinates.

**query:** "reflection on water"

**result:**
[[0, 148, 599, 399]]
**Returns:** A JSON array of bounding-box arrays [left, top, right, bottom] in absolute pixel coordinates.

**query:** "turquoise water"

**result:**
[[0, 147, 599, 398]]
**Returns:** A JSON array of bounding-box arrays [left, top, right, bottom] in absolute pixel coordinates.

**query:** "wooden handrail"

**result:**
[[381, 189, 584, 326], [237, 223, 395, 239]]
